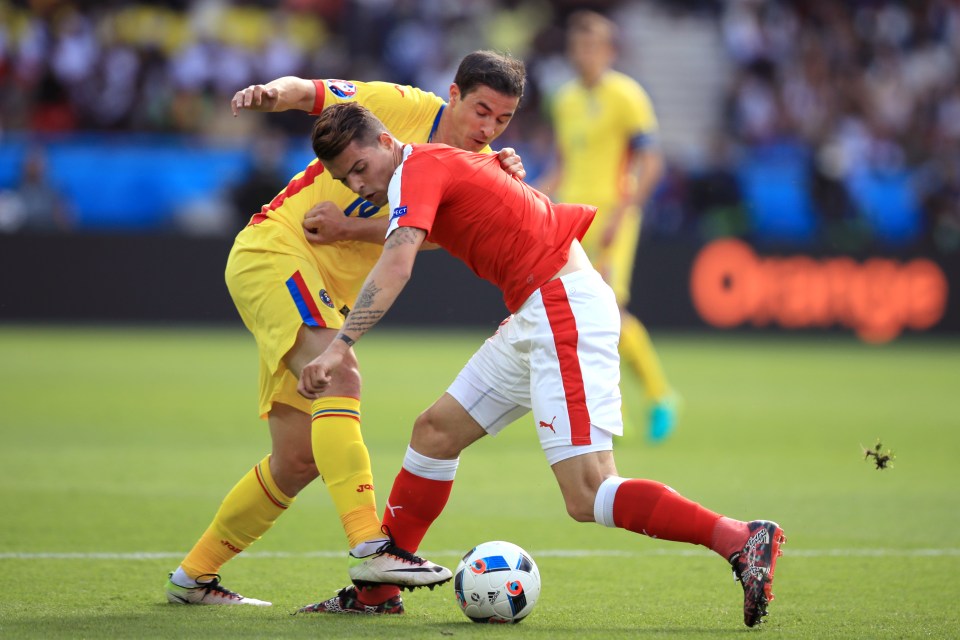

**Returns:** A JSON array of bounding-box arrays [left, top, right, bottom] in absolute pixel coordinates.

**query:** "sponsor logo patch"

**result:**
[[327, 80, 357, 99], [538, 416, 557, 433], [391, 205, 407, 220], [221, 539, 242, 554]]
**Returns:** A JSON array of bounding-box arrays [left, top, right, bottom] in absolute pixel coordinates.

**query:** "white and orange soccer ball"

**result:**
[[453, 541, 541, 623]]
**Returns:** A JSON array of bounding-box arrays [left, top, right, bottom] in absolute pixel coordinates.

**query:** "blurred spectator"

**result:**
[[0, 147, 72, 233], [0, 0, 957, 254], [719, 0, 960, 252], [808, 134, 869, 253], [228, 128, 289, 228], [919, 147, 960, 254], [686, 133, 747, 240]]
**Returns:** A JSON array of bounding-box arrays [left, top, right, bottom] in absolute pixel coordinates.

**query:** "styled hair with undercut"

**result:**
[[311, 102, 386, 161], [453, 50, 526, 100]]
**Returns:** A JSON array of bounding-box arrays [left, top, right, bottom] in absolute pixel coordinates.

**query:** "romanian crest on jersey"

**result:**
[[318, 289, 335, 308], [327, 80, 357, 99]]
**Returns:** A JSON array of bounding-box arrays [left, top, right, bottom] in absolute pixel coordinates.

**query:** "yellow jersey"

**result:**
[[552, 70, 658, 210], [246, 79, 454, 306]]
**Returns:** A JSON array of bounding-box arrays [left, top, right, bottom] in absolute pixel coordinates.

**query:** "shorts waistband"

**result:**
[[517, 268, 602, 312]]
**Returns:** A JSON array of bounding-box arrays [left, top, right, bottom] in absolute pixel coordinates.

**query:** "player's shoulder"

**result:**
[[604, 71, 655, 113], [554, 78, 580, 102], [319, 79, 443, 110], [603, 70, 646, 95], [360, 81, 443, 108], [404, 143, 488, 177], [406, 142, 460, 164]]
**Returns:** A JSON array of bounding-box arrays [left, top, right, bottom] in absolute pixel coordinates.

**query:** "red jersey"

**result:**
[[386, 144, 596, 312]]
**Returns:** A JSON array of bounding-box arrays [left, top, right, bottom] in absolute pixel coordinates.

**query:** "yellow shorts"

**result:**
[[580, 205, 641, 305], [226, 220, 374, 417]]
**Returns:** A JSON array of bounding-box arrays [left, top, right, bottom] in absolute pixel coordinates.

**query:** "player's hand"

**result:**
[[599, 204, 628, 252], [304, 201, 348, 244], [231, 85, 280, 116], [298, 349, 344, 399], [497, 147, 526, 181]]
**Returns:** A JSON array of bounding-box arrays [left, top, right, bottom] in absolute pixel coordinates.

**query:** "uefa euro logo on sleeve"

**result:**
[[327, 80, 357, 99], [391, 206, 408, 220]]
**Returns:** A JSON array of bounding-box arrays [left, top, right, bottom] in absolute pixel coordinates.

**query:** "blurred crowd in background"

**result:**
[[0, 0, 958, 256]]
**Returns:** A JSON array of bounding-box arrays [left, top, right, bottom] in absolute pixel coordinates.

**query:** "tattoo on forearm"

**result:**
[[341, 279, 388, 339], [385, 226, 424, 249], [337, 333, 355, 347], [343, 309, 385, 335], [355, 282, 382, 310]]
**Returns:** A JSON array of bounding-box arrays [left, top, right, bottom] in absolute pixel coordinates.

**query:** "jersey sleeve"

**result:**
[[623, 81, 660, 151], [310, 80, 443, 139], [385, 148, 447, 238]]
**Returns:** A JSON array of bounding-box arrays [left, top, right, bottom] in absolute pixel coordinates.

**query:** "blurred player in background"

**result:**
[[297, 103, 786, 628], [540, 10, 677, 442], [164, 51, 527, 613]]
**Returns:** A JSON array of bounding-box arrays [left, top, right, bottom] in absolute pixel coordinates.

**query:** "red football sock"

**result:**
[[382, 467, 453, 552], [356, 584, 400, 605], [612, 479, 722, 548], [710, 516, 751, 560]]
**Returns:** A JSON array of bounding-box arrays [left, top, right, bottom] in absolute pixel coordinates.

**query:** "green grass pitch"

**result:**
[[1, 325, 958, 638]]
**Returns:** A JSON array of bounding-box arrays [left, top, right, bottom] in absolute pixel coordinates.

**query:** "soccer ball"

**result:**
[[453, 540, 541, 624]]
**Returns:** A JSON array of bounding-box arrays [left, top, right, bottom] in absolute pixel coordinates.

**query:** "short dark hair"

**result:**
[[567, 10, 618, 47], [453, 50, 526, 100], [311, 103, 386, 162]]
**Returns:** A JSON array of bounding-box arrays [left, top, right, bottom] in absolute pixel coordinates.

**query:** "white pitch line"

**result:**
[[1, 548, 958, 560]]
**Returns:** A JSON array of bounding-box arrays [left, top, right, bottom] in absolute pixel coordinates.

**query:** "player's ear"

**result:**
[[377, 131, 394, 149], [448, 83, 460, 106]]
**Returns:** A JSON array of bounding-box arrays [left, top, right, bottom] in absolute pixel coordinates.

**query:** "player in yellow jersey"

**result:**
[[540, 10, 678, 443], [164, 51, 527, 613]]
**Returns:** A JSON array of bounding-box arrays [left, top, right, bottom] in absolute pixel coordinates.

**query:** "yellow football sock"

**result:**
[[311, 396, 383, 548], [620, 313, 670, 401], [180, 455, 293, 579]]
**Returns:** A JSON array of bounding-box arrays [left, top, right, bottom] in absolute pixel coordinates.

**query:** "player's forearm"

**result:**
[[629, 150, 665, 208], [337, 228, 423, 345], [264, 76, 316, 112], [346, 217, 391, 244], [338, 265, 409, 346]]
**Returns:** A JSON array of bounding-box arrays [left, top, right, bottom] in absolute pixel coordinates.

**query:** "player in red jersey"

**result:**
[[297, 103, 787, 628]]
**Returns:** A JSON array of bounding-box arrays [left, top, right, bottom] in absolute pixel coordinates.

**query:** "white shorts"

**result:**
[[447, 269, 622, 466]]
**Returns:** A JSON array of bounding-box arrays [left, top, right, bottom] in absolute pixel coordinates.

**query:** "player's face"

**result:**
[[568, 30, 615, 81], [446, 85, 519, 152], [322, 134, 397, 207]]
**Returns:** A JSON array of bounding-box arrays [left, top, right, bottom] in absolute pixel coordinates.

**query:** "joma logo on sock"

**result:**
[[220, 539, 242, 554], [356, 483, 375, 493]]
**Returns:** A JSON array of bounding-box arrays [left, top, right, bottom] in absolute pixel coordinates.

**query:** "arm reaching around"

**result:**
[[303, 149, 524, 246], [303, 201, 390, 244], [231, 76, 317, 116], [298, 226, 427, 397]]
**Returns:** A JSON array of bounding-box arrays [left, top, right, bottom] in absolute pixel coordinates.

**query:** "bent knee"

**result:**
[[411, 409, 460, 458], [330, 360, 362, 398], [270, 454, 319, 495], [564, 498, 597, 523]]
